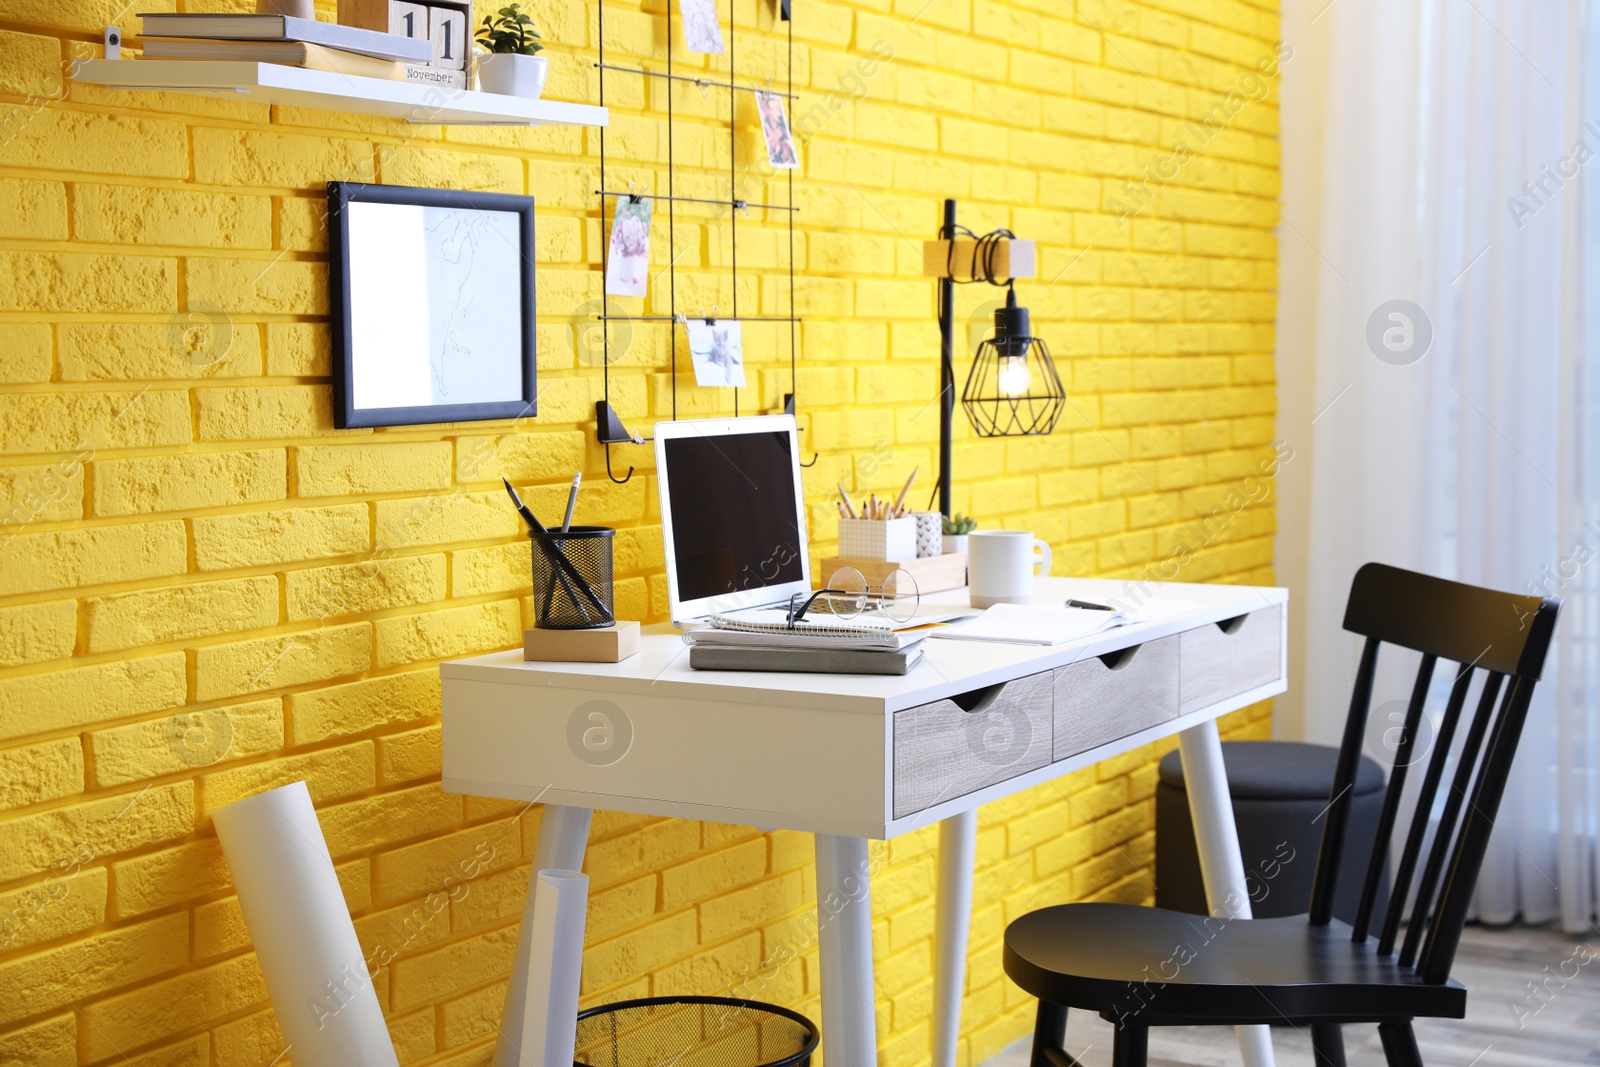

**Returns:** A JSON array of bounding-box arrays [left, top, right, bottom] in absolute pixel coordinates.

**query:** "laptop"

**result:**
[[655, 415, 812, 626]]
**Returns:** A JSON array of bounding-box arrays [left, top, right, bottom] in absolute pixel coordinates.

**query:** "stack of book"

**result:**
[[684, 608, 927, 676], [137, 13, 446, 86]]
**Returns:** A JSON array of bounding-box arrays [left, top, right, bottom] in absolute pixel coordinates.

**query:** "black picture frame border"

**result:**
[[328, 180, 538, 429]]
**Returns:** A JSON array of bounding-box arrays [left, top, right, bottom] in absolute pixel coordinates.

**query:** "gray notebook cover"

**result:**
[[689, 644, 923, 676]]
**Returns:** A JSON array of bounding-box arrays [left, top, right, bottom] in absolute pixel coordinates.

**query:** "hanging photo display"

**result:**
[[679, 0, 725, 54], [688, 318, 745, 387], [757, 92, 799, 168], [604, 196, 653, 297]]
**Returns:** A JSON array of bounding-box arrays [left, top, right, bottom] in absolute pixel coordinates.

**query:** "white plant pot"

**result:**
[[942, 534, 969, 555], [476, 53, 548, 99]]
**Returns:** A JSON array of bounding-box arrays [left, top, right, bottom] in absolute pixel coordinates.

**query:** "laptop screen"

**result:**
[[661, 425, 806, 608]]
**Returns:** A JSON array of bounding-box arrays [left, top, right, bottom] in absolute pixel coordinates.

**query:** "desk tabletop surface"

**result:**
[[443, 576, 1287, 715]]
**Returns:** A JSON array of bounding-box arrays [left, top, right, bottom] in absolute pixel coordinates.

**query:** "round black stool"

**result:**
[[1155, 740, 1389, 924]]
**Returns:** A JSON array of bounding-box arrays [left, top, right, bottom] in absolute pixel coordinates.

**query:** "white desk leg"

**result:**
[[1178, 720, 1276, 1067], [495, 804, 593, 1067], [933, 810, 976, 1067], [815, 834, 878, 1067]]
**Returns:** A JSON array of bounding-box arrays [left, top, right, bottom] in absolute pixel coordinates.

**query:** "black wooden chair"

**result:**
[[1003, 563, 1561, 1067]]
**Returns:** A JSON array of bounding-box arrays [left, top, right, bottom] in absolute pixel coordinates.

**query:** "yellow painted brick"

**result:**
[[193, 502, 370, 571], [0, 457, 85, 524], [265, 321, 332, 376], [73, 184, 273, 249], [0, 911, 188, 1028], [321, 783, 463, 864], [57, 321, 262, 380], [297, 441, 453, 496], [193, 896, 248, 961], [378, 723, 441, 785], [192, 126, 375, 187], [374, 599, 523, 669], [0, 109, 188, 179], [0, 323, 51, 384], [448, 541, 530, 599], [83, 575, 278, 651], [382, 148, 524, 193], [660, 838, 768, 911], [0, 1013, 74, 1067], [376, 489, 521, 549], [0, 780, 194, 883], [192, 622, 372, 701], [285, 554, 446, 620], [0, 865, 105, 956], [210, 1009, 284, 1067], [581, 909, 699, 996], [0, 250, 175, 312], [0, 600, 75, 667], [186, 257, 328, 315], [287, 669, 440, 746], [0, 651, 186, 743], [78, 952, 266, 1062], [0, 178, 66, 241], [0, 389, 190, 455], [90, 697, 283, 788], [390, 924, 520, 1009], [0, 735, 81, 811], [92, 449, 287, 516], [195, 384, 336, 440], [439, 979, 507, 1049], [201, 740, 374, 819], [111, 838, 229, 918], [0, 27, 61, 98]]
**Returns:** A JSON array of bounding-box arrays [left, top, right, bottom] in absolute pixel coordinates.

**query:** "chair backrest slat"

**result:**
[[1397, 670, 1504, 968], [1349, 653, 1437, 943], [1308, 637, 1380, 927], [1419, 676, 1540, 983], [1375, 663, 1475, 957], [1305, 563, 1559, 984]]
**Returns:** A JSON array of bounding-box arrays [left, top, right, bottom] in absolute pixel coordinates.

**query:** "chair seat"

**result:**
[[1003, 904, 1466, 1026]]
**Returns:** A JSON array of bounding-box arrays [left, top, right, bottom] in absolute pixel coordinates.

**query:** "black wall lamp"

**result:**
[[927, 198, 1066, 515]]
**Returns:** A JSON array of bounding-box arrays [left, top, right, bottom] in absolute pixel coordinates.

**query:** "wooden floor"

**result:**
[[981, 922, 1600, 1067]]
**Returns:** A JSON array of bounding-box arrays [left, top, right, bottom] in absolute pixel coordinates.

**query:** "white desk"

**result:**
[[442, 577, 1288, 1067]]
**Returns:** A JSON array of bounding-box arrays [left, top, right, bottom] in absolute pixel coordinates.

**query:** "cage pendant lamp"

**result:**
[[961, 286, 1066, 438]]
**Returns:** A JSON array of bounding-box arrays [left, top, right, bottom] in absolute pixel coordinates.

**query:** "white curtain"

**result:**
[[1278, 0, 1600, 932]]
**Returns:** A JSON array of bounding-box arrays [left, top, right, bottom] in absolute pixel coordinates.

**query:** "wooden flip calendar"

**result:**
[[340, 0, 471, 86]]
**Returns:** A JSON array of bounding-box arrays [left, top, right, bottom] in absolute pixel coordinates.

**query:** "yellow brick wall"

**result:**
[[0, 0, 1281, 1063]]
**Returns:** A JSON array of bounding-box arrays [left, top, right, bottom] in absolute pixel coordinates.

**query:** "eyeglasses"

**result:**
[[786, 567, 921, 627]]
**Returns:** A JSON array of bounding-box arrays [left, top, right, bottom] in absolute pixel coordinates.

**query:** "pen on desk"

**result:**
[[1065, 599, 1117, 611], [560, 472, 581, 533]]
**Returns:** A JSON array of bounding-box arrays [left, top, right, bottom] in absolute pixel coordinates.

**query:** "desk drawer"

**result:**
[[1179, 607, 1283, 713], [892, 671, 1053, 819], [1053, 635, 1180, 760]]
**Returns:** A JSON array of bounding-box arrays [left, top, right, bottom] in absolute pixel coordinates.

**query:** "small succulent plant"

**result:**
[[477, 4, 543, 55], [943, 513, 977, 535]]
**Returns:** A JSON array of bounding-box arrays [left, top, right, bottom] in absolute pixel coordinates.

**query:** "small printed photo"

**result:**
[[757, 92, 799, 169], [688, 318, 746, 388], [604, 197, 652, 298], [679, 0, 725, 54]]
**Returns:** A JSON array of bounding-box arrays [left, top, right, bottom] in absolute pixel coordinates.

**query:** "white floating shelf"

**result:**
[[71, 59, 608, 127]]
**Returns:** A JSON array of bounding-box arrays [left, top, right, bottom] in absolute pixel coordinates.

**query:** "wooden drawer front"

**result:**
[[892, 671, 1054, 819], [1052, 636, 1180, 761], [1179, 608, 1283, 713]]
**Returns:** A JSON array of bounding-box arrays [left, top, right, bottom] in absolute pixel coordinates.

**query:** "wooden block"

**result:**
[[922, 238, 1037, 280], [524, 621, 641, 663], [428, 4, 468, 69], [820, 553, 967, 595]]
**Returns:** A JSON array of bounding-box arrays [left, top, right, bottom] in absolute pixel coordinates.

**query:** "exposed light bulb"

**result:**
[[997, 354, 1032, 397]]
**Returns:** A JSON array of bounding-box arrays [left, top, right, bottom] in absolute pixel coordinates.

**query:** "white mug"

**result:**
[[967, 530, 1052, 608]]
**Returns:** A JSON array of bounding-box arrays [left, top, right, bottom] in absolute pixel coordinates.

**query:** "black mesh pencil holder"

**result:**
[[573, 996, 818, 1067], [530, 526, 615, 630]]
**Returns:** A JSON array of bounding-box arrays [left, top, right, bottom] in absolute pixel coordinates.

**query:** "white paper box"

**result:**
[[837, 517, 917, 562]]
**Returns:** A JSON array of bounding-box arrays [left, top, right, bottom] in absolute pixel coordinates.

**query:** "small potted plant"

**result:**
[[475, 4, 546, 99], [943, 513, 977, 555]]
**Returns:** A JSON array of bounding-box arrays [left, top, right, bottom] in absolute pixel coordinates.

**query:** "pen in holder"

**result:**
[[531, 527, 615, 629]]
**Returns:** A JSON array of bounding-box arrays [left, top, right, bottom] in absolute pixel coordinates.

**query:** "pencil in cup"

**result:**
[[529, 527, 616, 629]]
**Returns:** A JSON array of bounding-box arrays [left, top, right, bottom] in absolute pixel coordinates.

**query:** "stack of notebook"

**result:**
[[138, 13, 435, 84], [685, 609, 927, 676]]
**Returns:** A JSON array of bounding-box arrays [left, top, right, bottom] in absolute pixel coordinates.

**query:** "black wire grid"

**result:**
[[594, 0, 810, 483]]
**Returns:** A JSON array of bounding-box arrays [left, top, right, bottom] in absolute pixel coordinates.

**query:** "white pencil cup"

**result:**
[[838, 517, 917, 562]]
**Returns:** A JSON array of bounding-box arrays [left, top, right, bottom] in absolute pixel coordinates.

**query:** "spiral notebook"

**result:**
[[683, 609, 920, 652]]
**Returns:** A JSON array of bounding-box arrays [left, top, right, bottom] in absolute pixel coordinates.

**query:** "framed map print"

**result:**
[[328, 182, 537, 428]]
